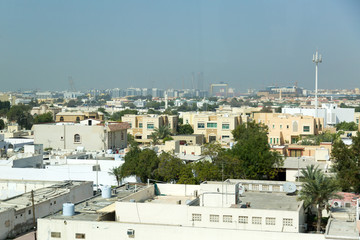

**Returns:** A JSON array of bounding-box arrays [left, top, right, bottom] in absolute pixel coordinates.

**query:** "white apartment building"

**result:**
[[122, 114, 178, 143], [282, 104, 354, 127], [33, 120, 129, 151], [0, 180, 92, 240], [37, 180, 335, 240]]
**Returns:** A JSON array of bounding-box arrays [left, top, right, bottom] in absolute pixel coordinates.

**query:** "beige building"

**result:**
[[30, 104, 61, 120], [182, 112, 242, 143], [122, 114, 178, 143], [33, 120, 129, 151], [55, 111, 104, 122], [253, 113, 324, 145]]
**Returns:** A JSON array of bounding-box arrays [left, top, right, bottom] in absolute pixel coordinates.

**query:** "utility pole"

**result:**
[[313, 50, 322, 118], [31, 190, 37, 240]]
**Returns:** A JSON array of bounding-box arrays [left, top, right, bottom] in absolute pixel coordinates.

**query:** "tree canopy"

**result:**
[[335, 121, 358, 131], [7, 105, 33, 129], [177, 123, 194, 135], [298, 165, 340, 233], [33, 112, 54, 124], [331, 131, 360, 192]]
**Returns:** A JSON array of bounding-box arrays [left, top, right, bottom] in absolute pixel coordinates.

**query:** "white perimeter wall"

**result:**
[[37, 218, 324, 240]]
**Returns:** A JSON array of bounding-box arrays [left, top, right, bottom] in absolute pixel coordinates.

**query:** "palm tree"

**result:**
[[108, 166, 122, 186], [154, 125, 171, 140], [298, 165, 340, 233]]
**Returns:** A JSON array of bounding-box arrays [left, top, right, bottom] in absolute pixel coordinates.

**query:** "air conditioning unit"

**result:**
[[333, 201, 342, 208], [127, 229, 135, 237]]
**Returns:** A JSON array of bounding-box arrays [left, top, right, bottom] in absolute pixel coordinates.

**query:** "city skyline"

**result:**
[[1, 0, 360, 91]]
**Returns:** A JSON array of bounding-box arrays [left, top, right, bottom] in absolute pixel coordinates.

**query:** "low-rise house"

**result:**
[[33, 120, 129, 151]]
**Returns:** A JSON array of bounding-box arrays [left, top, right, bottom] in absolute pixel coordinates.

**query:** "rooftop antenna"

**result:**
[[313, 50, 322, 118]]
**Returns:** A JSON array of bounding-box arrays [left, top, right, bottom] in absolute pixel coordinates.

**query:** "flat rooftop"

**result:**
[[231, 192, 300, 211], [46, 184, 147, 221], [0, 181, 88, 212]]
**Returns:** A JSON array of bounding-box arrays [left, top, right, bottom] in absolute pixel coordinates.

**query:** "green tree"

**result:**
[[178, 124, 194, 135], [108, 166, 122, 186], [331, 131, 360, 192], [201, 142, 223, 162], [0, 119, 5, 130], [98, 107, 110, 120], [153, 126, 171, 140], [127, 133, 138, 148], [178, 164, 197, 184], [0, 101, 10, 117], [298, 165, 340, 233], [229, 122, 283, 179], [193, 161, 221, 182], [335, 121, 358, 131], [7, 105, 33, 129], [33, 112, 54, 124], [155, 152, 185, 182], [66, 99, 77, 107], [120, 148, 159, 183], [110, 109, 138, 121]]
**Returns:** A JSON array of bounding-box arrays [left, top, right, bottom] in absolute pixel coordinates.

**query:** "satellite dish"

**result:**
[[283, 182, 297, 194]]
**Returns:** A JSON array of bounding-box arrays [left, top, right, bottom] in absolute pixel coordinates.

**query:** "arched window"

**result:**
[[74, 134, 81, 143], [60, 116, 64, 122], [292, 121, 298, 132]]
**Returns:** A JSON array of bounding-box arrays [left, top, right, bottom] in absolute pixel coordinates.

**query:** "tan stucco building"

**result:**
[[55, 111, 104, 122], [182, 112, 243, 143], [122, 114, 178, 143], [30, 104, 61, 120], [253, 113, 324, 145]]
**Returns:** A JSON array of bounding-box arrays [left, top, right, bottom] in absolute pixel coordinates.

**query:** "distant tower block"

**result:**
[[313, 50, 322, 118], [210, 83, 228, 97]]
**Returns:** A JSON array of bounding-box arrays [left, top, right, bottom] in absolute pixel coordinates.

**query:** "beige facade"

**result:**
[[122, 114, 178, 143], [55, 111, 104, 122], [172, 134, 204, 145], [30, 104, 61, 120], [182, 112, 242, 143], [33, 121, 129, 151], [253, 113, 324, 145]]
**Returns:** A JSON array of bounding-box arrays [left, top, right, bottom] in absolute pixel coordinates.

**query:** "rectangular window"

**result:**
[[75, 233, 86, 239], [51, 232, 61, 238], [209, 214, 219, 222], [223, 215, 232, 223], [128, 123, 132, 128], [252, 217, 262, 225], [222, 135, 230, 139], [192, 213, 201, 221], [266, 217, 276, 225], [139, 123, 143, 128], [222, 123, 230, 129], [238, 216, 248, 224], [303, 126, 310, 132], [207, 122, 217, 128], [283, 218, 293, 226], [197, 123, 205, 129], [280, 125, 282, 129], [147, 123, 154, 129], [272, 124, 275, 129]]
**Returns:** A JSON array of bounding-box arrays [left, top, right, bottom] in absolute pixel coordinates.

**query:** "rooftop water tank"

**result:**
[[102, 185, 111, 199], [62, 202, 75, 216]]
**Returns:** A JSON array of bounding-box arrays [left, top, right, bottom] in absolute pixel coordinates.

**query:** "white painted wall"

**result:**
[[38, 218, 324, 240]]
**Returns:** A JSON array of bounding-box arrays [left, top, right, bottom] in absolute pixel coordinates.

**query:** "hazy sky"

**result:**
[[1, 0, 359, 92]]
